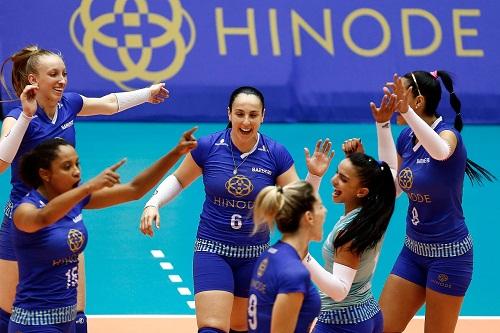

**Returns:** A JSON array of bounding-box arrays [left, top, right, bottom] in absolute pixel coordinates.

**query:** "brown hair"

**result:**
[[1, 45, 61, 98]]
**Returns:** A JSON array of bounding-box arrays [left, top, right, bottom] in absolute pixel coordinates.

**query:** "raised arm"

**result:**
[[13, 159, 125, 233], [392, 74, 456, 160], [77, 83, 169, 116], [0, 84, 38, 173], [304, 138, 335, 192], [139, 151, 203, 236], [84, 127, 197, 209]]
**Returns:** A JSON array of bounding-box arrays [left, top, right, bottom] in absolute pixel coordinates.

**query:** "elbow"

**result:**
[[329, 290, 348, 302]]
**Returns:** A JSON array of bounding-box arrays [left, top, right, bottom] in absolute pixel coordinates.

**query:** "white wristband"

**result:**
[[0, 113, 33, 163], [400, 107, 451, 160], [114, 87, 151, 113], [305, 172, 322, 193], [144, 174, 183, 209]]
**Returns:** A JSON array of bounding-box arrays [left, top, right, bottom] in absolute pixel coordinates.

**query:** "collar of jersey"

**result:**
[[412, 116, 443, 152], [236, 133, 261, 159]]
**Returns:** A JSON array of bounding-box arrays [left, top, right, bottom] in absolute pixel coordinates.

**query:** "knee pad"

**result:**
[[0, 308, 10, 333], [75, 311, 88, 333], [198, 327, 226, 333]]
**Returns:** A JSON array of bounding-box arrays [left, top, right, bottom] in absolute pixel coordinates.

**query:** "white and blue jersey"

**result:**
[[397, 118, 472, 256], [10, 190, 89, 326], [191, 129, 294, 248], [0, 93, 82, 261], [248, 241, 320, 333]]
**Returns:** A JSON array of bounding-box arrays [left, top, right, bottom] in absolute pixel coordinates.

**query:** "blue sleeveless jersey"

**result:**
[[11, 190, 89, 310], [397, 118, 468, 243], [4, 92, 83, 212], [190, 129, 294, 246], [248, 241, 320, 333]]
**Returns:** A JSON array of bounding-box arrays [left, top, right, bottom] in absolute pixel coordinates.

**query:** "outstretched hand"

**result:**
[[20, 84, 39, 117], [342, 138, 364, 156], [87, 158, 126, 192], [387, 73, 412, 114], [370, 92, 397, 123], [140, 206, 160, 237], [173, 126, 198, 155], [148, 83, 170, 104], [305, 138, 335, 177]]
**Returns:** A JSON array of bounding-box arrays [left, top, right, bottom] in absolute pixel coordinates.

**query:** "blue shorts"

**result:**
[[313, 310, 383, 333], [391, 246, 473, 296], [8, 320, 75, 333], [193, 251, 257, 298], [0, 215, 16, 261]]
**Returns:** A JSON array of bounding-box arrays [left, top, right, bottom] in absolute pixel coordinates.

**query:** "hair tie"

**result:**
[[430, 70, 438, 79], [276, 186, 283, 194]]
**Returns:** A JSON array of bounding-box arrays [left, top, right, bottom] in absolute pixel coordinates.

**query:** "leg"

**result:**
[[75, 253, 87, 333], [196, 290, 234, 332], [380, 247, 427, 332], [380, 275, 425, 332], [193, 252, 235, 332], [229, 256, 258, 332], [424, 289, 463, 333], [423, 250, 473, 333], [229, 297, 248, 332]]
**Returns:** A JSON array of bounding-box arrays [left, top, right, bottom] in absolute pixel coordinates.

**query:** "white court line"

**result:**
[[169, 275, 183, 283], [87, 315, 500, 319], [151, 250, 165, 258], [160, 262, 173, 270], [187, 301, 196, 309], [177, 287, 192, 296]]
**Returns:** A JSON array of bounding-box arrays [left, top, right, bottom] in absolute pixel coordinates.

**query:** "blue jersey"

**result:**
[[190, 129, 294, 246], [397, 118, 468, 243], [248, 241, 320, 333], [5, 92, 83, 213], [11, 190, 89, 311]]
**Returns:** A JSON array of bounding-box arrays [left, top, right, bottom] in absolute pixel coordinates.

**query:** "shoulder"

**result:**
[[261, 133, 289, 153], [5, 105, 23, 119]]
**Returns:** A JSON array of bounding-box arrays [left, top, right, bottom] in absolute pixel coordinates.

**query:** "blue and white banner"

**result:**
[[1, 0, 498, 123]]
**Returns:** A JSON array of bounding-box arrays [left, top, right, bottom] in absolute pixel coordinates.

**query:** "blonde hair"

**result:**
[[1, 45, 61, 99], [253, 181, 316, 234]]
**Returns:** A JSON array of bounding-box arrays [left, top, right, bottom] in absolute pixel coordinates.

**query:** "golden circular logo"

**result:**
[[69, 0, 196, 90], [438, 274, 449, 283], [398, 167, 413, 190], [225, 175, 254, 198], [257, 258, 268, 277], [68, 229, 86, 253]]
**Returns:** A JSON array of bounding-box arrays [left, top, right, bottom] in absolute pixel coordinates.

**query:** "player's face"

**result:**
[[31, 54, 67, 103], [42, 145, 81, 195], [228, 93, 264, 149], [331, 158, 365, 210], [310, 195, 327, 242], [397, 77, 424, 125]]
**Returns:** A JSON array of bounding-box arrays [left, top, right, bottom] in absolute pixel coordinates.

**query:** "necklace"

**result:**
[[230, 141, 250, 175]]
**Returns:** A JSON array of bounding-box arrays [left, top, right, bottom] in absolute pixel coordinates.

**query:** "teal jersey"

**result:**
[[319, 208, 382, 310]]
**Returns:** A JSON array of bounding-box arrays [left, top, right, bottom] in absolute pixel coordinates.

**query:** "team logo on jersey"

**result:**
[[69, 0, 195, 90], [438, 274, 448, 283], [68, 229, 86, 253], [215, 138, 228, 146], [398, 167, 413, 190], [225, 175, 254, 197], [257, 258, 268, 277]]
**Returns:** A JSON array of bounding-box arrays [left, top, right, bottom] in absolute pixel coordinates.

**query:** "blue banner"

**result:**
[[1, 0, 499, 123]]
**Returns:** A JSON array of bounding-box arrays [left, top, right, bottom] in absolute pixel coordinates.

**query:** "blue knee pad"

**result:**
[[0, 308, 10, 333], [198, 327, 226, 333], [75, 311, 87, 333]]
